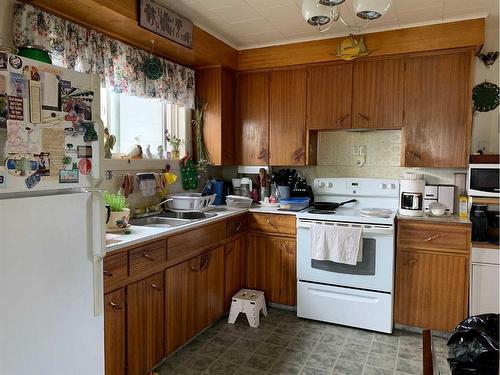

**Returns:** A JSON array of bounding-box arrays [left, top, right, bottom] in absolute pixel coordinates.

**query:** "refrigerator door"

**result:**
[[0, 192, 104, 375], [0, 54, 104, 194]]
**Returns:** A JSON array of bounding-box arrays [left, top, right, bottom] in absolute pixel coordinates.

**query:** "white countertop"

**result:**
[[105, 205, 299, 253], [396, 213, 471, 225]]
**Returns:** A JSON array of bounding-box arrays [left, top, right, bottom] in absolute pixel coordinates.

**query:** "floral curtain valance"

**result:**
[[13, 2, 195, 108]]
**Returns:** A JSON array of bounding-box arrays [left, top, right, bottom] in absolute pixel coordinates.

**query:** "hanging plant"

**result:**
[[192, 96, 212, 174]]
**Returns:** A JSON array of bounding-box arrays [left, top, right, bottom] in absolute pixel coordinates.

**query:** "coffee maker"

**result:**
[[399, 172, 425, 217], [470, 203, 488, 241]]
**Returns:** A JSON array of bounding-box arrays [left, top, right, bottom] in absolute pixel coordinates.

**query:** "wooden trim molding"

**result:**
[[30, 0, 238, 69], [237, 19, 485, 71]]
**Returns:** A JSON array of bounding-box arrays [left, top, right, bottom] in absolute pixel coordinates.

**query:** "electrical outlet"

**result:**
[[359, 145, 367, 155], [478, 141, 488, 152], [352, 145, 360, 155]]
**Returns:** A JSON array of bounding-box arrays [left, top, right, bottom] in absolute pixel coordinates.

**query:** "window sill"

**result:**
[[103, 158, 180, 171]]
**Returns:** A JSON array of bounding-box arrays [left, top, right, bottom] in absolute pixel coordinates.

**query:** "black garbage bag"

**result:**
[[447, 313, 499, 375]]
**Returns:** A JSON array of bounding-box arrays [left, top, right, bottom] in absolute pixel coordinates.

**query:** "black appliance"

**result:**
[[470, 204, 488, 241]]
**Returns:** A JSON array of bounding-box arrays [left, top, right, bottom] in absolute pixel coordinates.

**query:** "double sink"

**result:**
[[130, 211, 218, 228]]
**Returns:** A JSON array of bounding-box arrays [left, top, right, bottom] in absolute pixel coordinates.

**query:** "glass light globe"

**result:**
[[353, 0, 391, 20], [302, 0, 332, 26], [319, 0, 345, 5]]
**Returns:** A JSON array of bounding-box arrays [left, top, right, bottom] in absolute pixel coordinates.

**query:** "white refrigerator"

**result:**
[[0, 55, 106, 375]]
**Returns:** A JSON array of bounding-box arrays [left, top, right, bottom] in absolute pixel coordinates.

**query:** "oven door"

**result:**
[[297, 219, 395, 293], [468, 165, 499, 197]]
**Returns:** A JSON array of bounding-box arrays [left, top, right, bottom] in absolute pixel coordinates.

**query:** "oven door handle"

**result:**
[[297, 220, 394, 235]]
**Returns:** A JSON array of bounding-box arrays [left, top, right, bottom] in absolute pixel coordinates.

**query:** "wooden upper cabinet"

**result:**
[[352, 58, 404, 129], [236, 72, 270, 165], [269, 69, 307, 166], [403, 51, 473, 168], [307, 64, 353, 130], [195, 66, 235, 166]]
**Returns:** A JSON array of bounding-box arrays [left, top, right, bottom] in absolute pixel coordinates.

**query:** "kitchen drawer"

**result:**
[[168, 221, 226, 261], [129, 240, 167, 277], [397, 220, 470, 253], [226, 215, 248, 238], [249, 213, 296, 236], [103, 252, 128, 293]]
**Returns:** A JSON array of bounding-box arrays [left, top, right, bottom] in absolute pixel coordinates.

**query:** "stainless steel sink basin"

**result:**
[[129, 217, 191, 227], [130, 211, 218, 227], [159, 211, 218, 220]]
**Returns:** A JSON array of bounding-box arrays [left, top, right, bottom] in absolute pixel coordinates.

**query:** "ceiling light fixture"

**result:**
[[302, 0, 391, 32]]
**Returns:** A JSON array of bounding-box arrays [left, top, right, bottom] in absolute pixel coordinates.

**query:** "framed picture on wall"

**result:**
[[138, 0, 193, 49]]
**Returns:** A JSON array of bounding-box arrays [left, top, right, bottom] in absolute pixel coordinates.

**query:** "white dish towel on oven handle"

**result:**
[[310, 223, 363, 265]]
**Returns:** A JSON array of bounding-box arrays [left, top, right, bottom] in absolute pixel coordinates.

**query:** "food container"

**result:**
[[165, 193, 216, 211], [226, 195, 253, 209], [278, 197, 310, 211]]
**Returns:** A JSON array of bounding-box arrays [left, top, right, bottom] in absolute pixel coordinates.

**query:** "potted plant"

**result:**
[[103, 192, 130, 230], [165, 130, 183, 159]]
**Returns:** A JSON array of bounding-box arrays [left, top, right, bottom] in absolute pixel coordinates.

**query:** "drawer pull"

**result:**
[[337, 114, 350, 126], [151, 283, 162, 291], [103, 270, 113, 277], [408, 259, 417, 265], [191, 256, 209, 272], [109, 301, 122, 310], [424, 234, 440, 242], [266, 218, 279, 230], [234, 221, 242, 232], [142, 253, 155, 261], [406, 151, 421, 160]]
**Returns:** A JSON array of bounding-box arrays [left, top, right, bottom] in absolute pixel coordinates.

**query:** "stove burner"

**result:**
[[308, 209, 336, 215]]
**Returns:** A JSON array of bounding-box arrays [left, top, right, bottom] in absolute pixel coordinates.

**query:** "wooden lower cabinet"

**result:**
[[104, 289, 126, 375], [395, 220, 471, 332], [246, 234, 296, 306], [165, 246, 225, 354], [224, 237, 246, 310], [127, 272, 164, 375]]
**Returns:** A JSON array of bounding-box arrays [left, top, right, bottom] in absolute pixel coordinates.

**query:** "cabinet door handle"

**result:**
[[406, 151, 421, 160], [103, 270, 113, 277], [143, 253, 155, 261], [407, 259, 417, 265], [292, 148, 304, 161], [424, 233, 440, 242], [151, 283, 162, 291], [200, 255, 209, 271], [336, 114, 350, 126], [231, 221, 242, 233], [357, 112, 370, 121], [257, 149, 269, 160], [109, 301, 123, 310], [267, 218, 279, 230]]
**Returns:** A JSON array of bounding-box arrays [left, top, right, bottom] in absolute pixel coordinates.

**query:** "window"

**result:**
[[100, 87, 190, 156]]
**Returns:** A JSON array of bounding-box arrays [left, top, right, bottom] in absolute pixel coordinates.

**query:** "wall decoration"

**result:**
[[477, 51, 499, 68], [7, 96, 24, 120], [28, 80, 42, 123], [336, 35, 371, 61], [10, 73, 25, 98], [9, 55, 22, 70], [25, 173, 41, 189], [5, 154, 38, 176], [0, 52, 7, 70], [6, 120, 40, 153], [138, 0, 193, 49], [472, 81, 500, 112], [59, 169, 79, 183], [35, 152, 50, 176], [0, 94, 7, 128], [22, 65, 40, 81]]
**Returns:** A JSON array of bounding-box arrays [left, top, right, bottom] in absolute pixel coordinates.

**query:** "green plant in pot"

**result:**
[[104, 192, 130, 230]]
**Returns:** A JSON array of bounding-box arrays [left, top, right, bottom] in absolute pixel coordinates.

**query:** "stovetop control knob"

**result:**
[[380, 183, 387, 189], [390, 183, 396, 190], [327, 183, 333, 188], [319, 182, 326, 188]]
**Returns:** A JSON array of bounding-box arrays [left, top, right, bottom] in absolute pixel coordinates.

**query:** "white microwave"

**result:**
[[467, 164, 499, 197]]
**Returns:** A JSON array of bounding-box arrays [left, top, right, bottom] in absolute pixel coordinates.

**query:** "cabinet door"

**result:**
[[165, 257, 197, 354], [307, 64, 353, 130], [395, 249, 468, 331], [403, 51, 472, 167], [237, 72, 269, 165], [224, 237, 247, 310], [246, 235, 296, 305], [127, 273, 164, 375], [104, 289, 126, 375], [269, 69, 307, 166], [352, 58, 404, 129]]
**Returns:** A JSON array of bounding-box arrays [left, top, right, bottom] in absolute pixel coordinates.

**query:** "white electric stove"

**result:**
[[296, 178, 400, 333]]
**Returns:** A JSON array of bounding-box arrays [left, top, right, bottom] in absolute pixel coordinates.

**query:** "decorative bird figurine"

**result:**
[[103, 127, 116, 159], [336, 34, 372, 61]]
